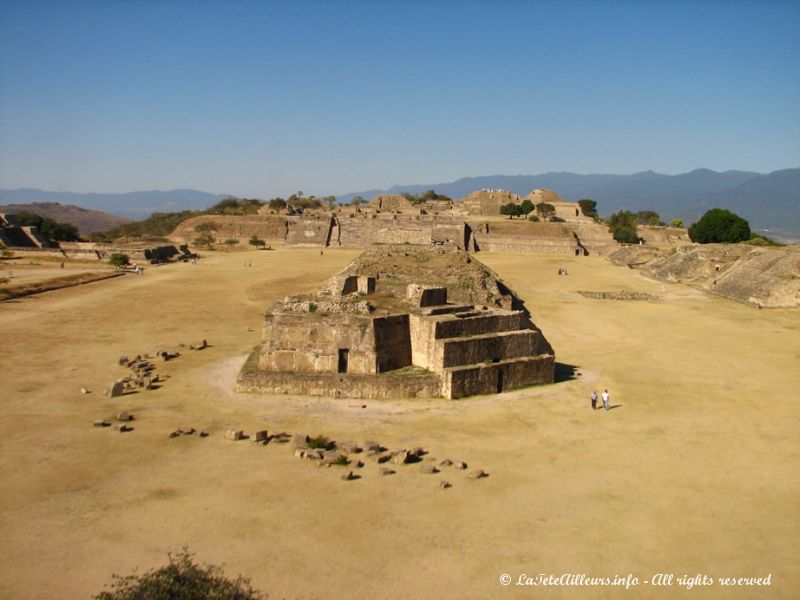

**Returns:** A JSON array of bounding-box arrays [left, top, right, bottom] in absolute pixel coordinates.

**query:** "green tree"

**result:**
[[500, 203, 523, 219], [108, 253, 129, 267], [636, 210, 663, 226], [94, 548, 264, 600], [520, 199, 534, 215], [688, 209, 751, 243], [607, 210, 642, 243], [578, 199, 598, 218], [536, 202, 555, 219], [350, 196, 365, 206], [268, 198, 286, 211], [669, 218, 684, 228]]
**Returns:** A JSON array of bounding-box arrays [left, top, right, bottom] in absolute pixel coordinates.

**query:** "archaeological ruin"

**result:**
[[170, 188, 623, 256], [238, 245, 556, 399]]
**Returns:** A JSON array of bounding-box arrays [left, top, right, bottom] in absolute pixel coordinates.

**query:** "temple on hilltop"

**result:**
[[238, 246, 555, 400]]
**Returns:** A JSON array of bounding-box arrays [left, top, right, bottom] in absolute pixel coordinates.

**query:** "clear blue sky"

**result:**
[[1, 0, 798, 198]]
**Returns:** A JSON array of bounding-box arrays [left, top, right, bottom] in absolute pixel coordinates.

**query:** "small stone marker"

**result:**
[[116, 412, 133, 422], [252, 430, 268, 443], [225, 429, 244, 441], [109, 380, 125, 397]]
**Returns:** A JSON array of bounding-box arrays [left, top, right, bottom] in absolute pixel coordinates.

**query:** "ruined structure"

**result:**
[[170, 188, 687, 257], [239, 245, 555, 399], [0, 213, 49, 248], [607, 244, 800, 308]]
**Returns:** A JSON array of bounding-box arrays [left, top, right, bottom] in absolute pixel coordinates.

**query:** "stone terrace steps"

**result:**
[[432, 311, 528, 340], [438, 329, 541, 368]]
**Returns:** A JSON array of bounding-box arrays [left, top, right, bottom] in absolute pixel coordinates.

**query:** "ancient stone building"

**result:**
[[239, 246, 555, 399]]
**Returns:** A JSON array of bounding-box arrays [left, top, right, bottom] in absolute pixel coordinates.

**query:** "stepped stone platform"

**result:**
[[238, 245, 555, 399]]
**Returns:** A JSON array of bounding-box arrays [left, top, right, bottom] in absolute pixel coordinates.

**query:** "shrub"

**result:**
[[550, 216, 565, 223], [669, 218, 684, 228], [108, 253, 129, 267], [248, 235, 266, 247], [307, 302, 317, 313], [93, 548, 264, 600], [194, 222, 219, 233], [688, 209, 751, 243], [613, 225, 641, 244], [527, 214, 540, 222], [223, 238, 238, 246], [307, 435, 329, 449], [194, 234, 215, 249]]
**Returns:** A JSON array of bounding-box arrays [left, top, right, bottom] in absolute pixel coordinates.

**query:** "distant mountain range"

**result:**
[[1, 167, 797, 240], [338, 167, 800, 241], [0, 188, 222, 220]]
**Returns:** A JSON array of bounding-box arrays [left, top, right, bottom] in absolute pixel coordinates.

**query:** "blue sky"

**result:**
[[1, 0, 798, 198]]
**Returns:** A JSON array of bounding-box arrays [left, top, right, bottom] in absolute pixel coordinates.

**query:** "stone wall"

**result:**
[[259, 312, 378, 374], [237, 369, 442, 399], [285, 215, 332, 246], [374, 315, 412, 372], [470, 221, 584, 255], [434, 330, 541, 371], [170, 214, 288, 244], [443, 355, 555, 399]]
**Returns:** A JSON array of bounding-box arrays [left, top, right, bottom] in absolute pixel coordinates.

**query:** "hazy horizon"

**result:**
[[1, 1, 798, 198]]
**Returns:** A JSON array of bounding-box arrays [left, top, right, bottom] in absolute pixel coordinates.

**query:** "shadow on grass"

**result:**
[[554, 362, 580, 383]]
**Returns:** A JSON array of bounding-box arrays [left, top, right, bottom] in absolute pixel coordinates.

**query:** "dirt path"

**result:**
[[1, 248, 797, 599]]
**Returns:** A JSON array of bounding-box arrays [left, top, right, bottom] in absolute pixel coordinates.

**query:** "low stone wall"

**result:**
[[443, 354, 554, 399], [237, 369, 442, 399]]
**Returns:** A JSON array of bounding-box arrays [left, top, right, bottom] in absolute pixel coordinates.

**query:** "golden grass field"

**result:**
[[1, 248, 798, 599]]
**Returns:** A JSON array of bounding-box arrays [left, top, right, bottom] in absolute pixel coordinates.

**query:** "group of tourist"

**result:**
[[590, 389, 611, 411]]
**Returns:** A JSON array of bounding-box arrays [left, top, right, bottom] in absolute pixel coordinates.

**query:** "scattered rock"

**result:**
[[178, 426, 195, 435], [409, 446, 426, 457], [390, 450, 410, 465], [341, 470, 356, 481], [439, 459, 453, 467], [468, 469, 487, 479], [80, 387, 90, 394], [225, 429, 244, 441], [439, 481, 452, 489], [364, 440, 382, 452], [117, 424, 133, 433], [338, 441, 361, 453], [199, 431, 209, 437], [116, 412, 134, 422], [454, 461, 468, 470], [251, 430, 268, 443], [294, 449, 307, 459], [108, 379, 125, 397], [380, 467, 395, 476], [168, 430, 180, 438], [93, 419, 111, 427], [420, 464, 439, 474]]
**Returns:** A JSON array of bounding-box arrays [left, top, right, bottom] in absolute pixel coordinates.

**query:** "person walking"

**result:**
[[602, 389, 610, 411], [591, 391, 598, 410]]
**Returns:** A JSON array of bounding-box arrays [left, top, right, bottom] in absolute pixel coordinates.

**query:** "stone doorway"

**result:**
[[338, 349, 349, 373]]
